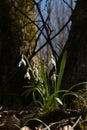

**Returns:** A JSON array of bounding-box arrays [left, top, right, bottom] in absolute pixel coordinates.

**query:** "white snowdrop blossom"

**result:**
[[51, 58, 56, 67], [18, 58, 26, 67], [24, 71, 31, 80], [48, 55, 56, 68], [51, 73, 56, 81]]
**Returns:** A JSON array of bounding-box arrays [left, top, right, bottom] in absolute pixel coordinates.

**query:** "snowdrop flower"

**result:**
[[18, 57, 26, 67], [48, 55, 56, 67], [51, 73, 56, 81], [24, 71, 31, 80]]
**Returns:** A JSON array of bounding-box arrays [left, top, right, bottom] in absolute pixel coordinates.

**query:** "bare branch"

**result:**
[[10, 0, 71, 62], [72, 115, 82, 129], [11, 1, 48, 42], [33, 0, 59, 61], [21, 20, 42, 29], [42, 117, 76, 130], [31, 25, 45, 57], [29, 17, 71, 60], [51, 17, 71, 41], [62, 0, 73, 11]]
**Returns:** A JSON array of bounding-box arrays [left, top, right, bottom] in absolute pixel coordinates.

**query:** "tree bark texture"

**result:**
[[0, 0, 37, 107], [0, 1, 26, 107], [60, 0, 87, 89]]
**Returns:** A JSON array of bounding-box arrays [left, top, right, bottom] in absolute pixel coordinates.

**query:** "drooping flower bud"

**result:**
[[24, 71, 31, 80], [18, 58, 26, 67]]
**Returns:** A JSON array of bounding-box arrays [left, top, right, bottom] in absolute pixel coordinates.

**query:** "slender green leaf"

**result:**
[[23, 118, 51, 130], [68, 82, 87, 91], [56, 51, 67, 91]]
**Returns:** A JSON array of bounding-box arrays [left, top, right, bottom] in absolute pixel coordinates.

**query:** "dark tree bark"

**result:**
[[0, 1, 20, 81], [59, 0, 87, 89], [0, 1, 26, 107], [0, 1, 37, 107]]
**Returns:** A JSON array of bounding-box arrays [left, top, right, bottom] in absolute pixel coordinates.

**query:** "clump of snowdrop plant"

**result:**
[[20, 52, 87, 111], [18, 54, 38, 81]]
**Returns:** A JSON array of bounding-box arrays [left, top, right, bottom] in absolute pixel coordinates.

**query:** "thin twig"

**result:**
[[42, 117, 76, 130], [31, 26, 45, 56], [33, 0, 58, 61], [29, 16, 71, 61], [72, 115, 82, 129], [21, 20, 42, 29], [62, 0, 73, 11], [11, 1, 48, 42]]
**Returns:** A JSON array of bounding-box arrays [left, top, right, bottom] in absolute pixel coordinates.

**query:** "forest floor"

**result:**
[[0, 107, 86, 130]]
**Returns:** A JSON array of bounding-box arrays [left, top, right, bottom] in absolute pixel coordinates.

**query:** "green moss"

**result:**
[[73, 88, 87, 109]]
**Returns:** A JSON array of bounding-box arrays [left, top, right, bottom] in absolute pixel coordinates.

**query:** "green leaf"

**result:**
[[56, 51, 67, 92], [41, 60, 49, 97], [23, 118, 51, 130], [60, 91, 79, 100], [68, 82, 87, 91]]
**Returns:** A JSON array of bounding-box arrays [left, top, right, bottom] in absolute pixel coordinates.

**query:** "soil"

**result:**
[[0, 107, 86, 130]]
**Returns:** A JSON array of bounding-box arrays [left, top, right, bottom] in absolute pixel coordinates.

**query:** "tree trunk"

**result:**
[[60, 0, 87, 89], [0, 1, 22, 107], [0, 0, 37, 107]]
